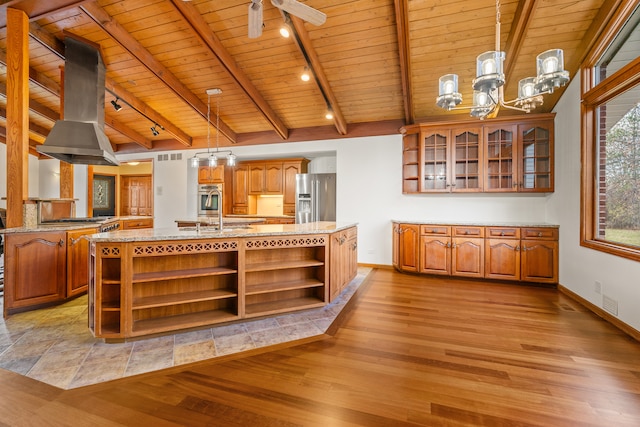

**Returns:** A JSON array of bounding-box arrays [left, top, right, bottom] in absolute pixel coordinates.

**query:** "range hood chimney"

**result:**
[[37, 36, 119, 166]]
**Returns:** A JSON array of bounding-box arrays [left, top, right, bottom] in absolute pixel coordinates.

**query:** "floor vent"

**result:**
[[603, 295, 618, 316]]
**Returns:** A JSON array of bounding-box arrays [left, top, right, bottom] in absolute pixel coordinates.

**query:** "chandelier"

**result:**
[[189, 89, 237, 168], [436, 0, 570, 119]]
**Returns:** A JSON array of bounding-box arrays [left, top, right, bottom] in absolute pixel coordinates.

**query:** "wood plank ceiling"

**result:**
[[0, 0, 615, 157]]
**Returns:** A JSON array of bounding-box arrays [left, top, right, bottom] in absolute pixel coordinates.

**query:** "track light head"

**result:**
[[111, 98, 122, 112], [150, 124, 160, 136]]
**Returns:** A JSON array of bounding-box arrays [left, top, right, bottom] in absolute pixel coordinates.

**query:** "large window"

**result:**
[[582, 2, 640, 261]]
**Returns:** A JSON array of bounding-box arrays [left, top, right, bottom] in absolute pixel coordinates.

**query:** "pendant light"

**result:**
[[436, 0, 569, 119], [189, 89, 237, 168]]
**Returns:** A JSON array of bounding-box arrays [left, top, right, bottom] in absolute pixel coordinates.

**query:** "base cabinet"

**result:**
[[392, 223, 419, 272], [330, 227, 358, 301], [3, 231, 67, 315], [393, 222, 558, 284], [67, 227, 100, 298]]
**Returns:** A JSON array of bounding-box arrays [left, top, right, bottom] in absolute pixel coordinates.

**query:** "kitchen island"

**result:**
[[88, 221, 357, 341]]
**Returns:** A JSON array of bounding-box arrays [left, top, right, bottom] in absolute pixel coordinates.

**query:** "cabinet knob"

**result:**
[[500, 231, 505, 236], [59, 239, 64, 247], [538, 232, 543, 237], [515, 245, 520, 251]]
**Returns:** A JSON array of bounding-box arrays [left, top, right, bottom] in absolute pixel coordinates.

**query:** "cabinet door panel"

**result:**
[[233, 165, 249, 206], [264, 163, 283, 193], [485, 238, 520, 280], [68, 228, 99, 298], [420, 236, 450, 275], [452, 238, 484, 277], [521, 241, 558, 283], [398, 224, 419, 272], [421, 130, 450, 192], [452, 128, 483, 191], [4, 232, 66, 313], [518, 123, 553, 192], [484, 125, 517, 192]]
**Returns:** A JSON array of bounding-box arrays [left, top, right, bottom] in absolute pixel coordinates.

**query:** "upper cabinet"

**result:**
[[249, 162, 283, 194], [198, 165, 225, 184], [402, 114, 554, 194]]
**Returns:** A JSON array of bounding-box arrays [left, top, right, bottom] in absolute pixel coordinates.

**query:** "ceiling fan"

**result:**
[[248, 0, 327, 38]]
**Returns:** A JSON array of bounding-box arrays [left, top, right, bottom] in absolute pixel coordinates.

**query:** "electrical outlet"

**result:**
[[594, 280, 602, 294], [603, 295, 618, 316]]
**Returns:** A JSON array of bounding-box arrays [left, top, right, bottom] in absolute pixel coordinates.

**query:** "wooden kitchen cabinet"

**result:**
[[249, 162, 282, 194], [485, 227, 521, 281], [198, 165, 225, 184], [401, 114, 554, 194], [283, 159, 309, 215], [67, 227, 99, 298], [232, 164, 249, 214], [392, 223, 419, 272], [3, 231, 67, 315], [484, 119, 554, 192], [521, 227, 558, 283], [420, 225, 451, 275], [451, 226, 484, 278], [330, 226, 358, 301], [393, 222, 558, 284]]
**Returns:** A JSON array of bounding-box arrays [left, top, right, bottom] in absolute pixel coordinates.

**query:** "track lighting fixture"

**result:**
[[279, 24, 290, 38], [189, 89, 238, 169], [150, 123, 160, 136], [301, 66, 310, 82], [111, 98, 122, 112], [325, 109, 334, 120]]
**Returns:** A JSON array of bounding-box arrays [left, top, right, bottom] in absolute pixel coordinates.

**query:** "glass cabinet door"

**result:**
[[452, 128, 482, 191], [421, 130, 449, 191], [519, 124, 553, 192], [484, 125, 516, 191]]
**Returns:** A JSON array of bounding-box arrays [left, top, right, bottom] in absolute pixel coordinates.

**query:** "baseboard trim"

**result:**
[[558, 283, 640, 342], [358, 263, 393, 269]]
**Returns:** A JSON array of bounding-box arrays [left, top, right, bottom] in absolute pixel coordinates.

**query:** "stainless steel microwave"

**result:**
[[197, 184, 222, 217]]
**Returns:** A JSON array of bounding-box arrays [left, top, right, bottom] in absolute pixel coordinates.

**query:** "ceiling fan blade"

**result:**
[[270, 0, 326, 26], [248, 1, 263, 38]]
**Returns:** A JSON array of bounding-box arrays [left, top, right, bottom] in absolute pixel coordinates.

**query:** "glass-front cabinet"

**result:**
[[401, 114, 554, 194]]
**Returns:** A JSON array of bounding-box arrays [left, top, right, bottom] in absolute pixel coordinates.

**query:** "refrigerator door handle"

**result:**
[[313, 180, 319, 222]]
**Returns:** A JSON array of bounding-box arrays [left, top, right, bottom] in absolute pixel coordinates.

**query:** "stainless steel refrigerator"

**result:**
[[295, 173, 336, 223]]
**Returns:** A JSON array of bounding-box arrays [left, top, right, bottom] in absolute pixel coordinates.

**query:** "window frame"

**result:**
[[581, 0, 640, 262]]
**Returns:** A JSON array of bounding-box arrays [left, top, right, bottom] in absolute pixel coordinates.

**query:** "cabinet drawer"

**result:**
[[421, 225, 450, 236], [232, 206, 248, 215], [486, 227, 520, 238], [522, 227, 558, 240], [453, 226, 484, 237], [122, 218, 154, 229]]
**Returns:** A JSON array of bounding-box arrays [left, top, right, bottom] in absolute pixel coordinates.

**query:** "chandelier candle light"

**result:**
[[189, 89, 237, 168], [436, 0, 570, 119]]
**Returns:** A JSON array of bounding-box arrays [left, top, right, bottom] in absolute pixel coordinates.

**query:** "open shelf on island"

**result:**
[[245, 296, 325, 317], [131, 309, 239, 335], [132, 266, 237, 283], [245, 278, 323, 296], [133, 288, 238, 310]]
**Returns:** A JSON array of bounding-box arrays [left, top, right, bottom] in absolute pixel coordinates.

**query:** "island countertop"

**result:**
[[88, 221, 357, 242]]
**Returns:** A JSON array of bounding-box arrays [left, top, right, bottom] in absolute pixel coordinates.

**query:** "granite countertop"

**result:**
[[175, 217, 267, 225], [226, 214, 295, 219], [88, 221, 358, 242], [1, 216, 152, 234], [391, 219, 558, 227]]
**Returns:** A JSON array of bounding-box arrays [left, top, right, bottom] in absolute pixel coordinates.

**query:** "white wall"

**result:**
[[548, 74, 640, 332], [0, 145, 40, 209]]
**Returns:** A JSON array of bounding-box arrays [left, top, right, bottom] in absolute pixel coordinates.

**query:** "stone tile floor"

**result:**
[[0, 268, 369, 390]]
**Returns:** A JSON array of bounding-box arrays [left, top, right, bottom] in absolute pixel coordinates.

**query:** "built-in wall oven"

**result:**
[[197, 184, 222, 217]]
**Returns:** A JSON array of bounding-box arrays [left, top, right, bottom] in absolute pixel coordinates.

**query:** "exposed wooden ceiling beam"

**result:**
[[170, 0, 289, 140], [0, 0, 87, 28], [393, 0, 414, 125], [26, 22, 192, 148], [289, 15, 347, 135], [503, 0, 539, 87], [79, 1, 236, 144]]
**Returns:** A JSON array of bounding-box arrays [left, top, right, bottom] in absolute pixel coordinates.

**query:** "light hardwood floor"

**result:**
[[1, 268, 640, 426]]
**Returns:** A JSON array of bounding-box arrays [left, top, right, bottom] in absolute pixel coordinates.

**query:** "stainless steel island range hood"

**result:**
[[37, 36, 119, 166]]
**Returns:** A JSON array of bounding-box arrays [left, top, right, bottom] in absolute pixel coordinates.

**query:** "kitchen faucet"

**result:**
[[205, 185, 223, 231]]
